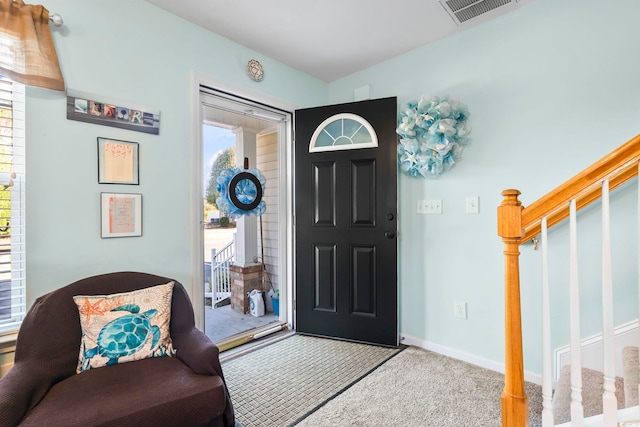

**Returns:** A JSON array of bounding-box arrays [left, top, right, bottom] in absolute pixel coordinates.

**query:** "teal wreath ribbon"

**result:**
[[396, 95, 471, 178], [216, 167, 266, 218]]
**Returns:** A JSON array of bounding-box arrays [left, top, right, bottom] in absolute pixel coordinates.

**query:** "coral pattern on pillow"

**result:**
[[73, 281, 177, 373]]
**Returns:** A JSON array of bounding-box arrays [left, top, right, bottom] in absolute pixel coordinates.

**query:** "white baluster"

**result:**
[[541, 217, 554, 427], [601, 179, 617, 426], [569, 199, 584, 426], [211, 248, 218, 307]]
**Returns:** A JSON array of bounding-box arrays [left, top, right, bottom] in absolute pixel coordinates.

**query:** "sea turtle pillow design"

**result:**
[[73, 282, 177, 373]]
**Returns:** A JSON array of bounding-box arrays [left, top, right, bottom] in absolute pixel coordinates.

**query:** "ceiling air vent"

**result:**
[[439, 0, 516, 25]]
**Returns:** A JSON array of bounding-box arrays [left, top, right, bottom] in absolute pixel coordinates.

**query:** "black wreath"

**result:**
[[229, 171, 263, 211]]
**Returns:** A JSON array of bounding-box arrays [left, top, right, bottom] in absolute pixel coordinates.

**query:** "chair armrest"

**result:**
[[172, 328, 236, 427], [172, 327, 224, 378], [0, 364, 53, 427]]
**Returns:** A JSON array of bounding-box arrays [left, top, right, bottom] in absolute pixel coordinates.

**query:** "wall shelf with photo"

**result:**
[[66, 90, 160, 135]]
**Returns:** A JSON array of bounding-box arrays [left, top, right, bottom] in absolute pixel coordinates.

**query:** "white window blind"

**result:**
[[0, 77, 26, 335]]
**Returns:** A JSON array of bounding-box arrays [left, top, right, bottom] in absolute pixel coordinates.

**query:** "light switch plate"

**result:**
[[417, 199, 442, 214], [465, 196, 479, 214]]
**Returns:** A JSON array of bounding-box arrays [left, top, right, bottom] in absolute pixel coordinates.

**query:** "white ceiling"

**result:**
[[146, 0, 536, 82]]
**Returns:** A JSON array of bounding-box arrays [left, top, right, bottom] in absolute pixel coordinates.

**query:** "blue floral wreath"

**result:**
[[216, 167, 266, 218], [396, 95, 471, 178]]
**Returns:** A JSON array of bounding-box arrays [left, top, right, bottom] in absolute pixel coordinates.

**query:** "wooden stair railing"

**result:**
[[498, 133, 640, 427]]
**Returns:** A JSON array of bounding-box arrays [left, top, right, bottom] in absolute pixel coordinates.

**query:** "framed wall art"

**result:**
[[98, 137, 139, 185], [67, 89, 160, 135], [101, 192, 142, 238]]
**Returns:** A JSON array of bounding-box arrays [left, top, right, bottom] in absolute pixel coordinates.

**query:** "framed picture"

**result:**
[[67, 89, 160, 135], [98, 137, 139, 185], [101, 193, 142, 238]]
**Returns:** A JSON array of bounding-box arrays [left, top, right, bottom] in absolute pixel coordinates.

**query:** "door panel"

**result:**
[[313, 162, 336, 226], [351, 245, 375, 315], [314, 243, 336, 312], [351, 160, 375, 226], [295, 97, 398, 347]]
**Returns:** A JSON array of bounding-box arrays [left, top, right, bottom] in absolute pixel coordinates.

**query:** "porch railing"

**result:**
[[205, 237, 235, 307]]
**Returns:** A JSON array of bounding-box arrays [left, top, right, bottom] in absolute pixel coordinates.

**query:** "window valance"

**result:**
[[0, 0, 65, 91]]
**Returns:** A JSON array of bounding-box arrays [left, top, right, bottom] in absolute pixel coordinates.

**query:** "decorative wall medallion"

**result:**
[[246, 59, 264, 82]]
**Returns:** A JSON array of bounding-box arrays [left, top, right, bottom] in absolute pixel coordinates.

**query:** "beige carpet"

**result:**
[[623, 346, 640, 407], [552, 365, 625, 424], [222, 335, 402, 427], [296, 346, 543, 427]]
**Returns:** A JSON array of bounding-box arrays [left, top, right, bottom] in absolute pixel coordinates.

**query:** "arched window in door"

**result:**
[[309, 113, 378, 153]]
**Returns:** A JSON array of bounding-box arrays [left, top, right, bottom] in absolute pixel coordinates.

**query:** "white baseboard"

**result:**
[[554, 319, 639, 381], [398, 320, 640, 388], [400, 334, 543, 385]]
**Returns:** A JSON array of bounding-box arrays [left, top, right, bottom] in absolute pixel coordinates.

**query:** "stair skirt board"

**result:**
[[555, 319, 639, 381], [555, 405, 640, 427], [551, 346, 640, 424]]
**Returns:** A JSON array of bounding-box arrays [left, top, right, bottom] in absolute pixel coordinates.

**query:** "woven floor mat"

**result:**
[[222, 334, 402, 427]]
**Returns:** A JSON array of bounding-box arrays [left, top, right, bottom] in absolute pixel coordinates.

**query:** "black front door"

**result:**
[[294, 97, 398, 346]]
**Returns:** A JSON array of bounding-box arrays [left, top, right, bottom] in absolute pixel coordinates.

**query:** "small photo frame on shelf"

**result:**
[[98, 137, 139, 185], [101, 192, 142, 238], [67, 89, 160, 135]]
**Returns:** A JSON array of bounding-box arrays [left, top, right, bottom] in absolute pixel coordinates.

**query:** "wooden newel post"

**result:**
[[497, 189, 528, 427]]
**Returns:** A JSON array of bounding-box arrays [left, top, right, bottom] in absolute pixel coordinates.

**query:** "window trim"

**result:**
[[0, 77, 26, 336], [308, 113, 378, 153]]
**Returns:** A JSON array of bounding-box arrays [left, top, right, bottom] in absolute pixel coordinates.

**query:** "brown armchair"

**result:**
[[0, 271, 235, 427]]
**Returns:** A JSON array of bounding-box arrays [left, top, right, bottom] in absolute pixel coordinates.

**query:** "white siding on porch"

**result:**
[[257, 130, 280, 294]]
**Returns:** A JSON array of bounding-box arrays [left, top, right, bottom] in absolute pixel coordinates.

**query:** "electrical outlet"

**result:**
[[454, 300, 467, 319], [417, 199, 442, 214]]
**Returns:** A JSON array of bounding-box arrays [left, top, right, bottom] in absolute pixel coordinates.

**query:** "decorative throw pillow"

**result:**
[[73, 281, 177, 373]]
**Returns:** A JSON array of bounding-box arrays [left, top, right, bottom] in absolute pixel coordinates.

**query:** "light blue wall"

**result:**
[[26, 1, 327, 306], [23, 0, 640, 376], [328, 0, 640, 374]]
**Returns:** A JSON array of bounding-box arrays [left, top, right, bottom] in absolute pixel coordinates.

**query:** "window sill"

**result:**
[[0, 331, 17, 354]]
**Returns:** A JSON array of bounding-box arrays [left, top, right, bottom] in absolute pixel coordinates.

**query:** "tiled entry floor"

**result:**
[[204, 304, 279, 343]]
